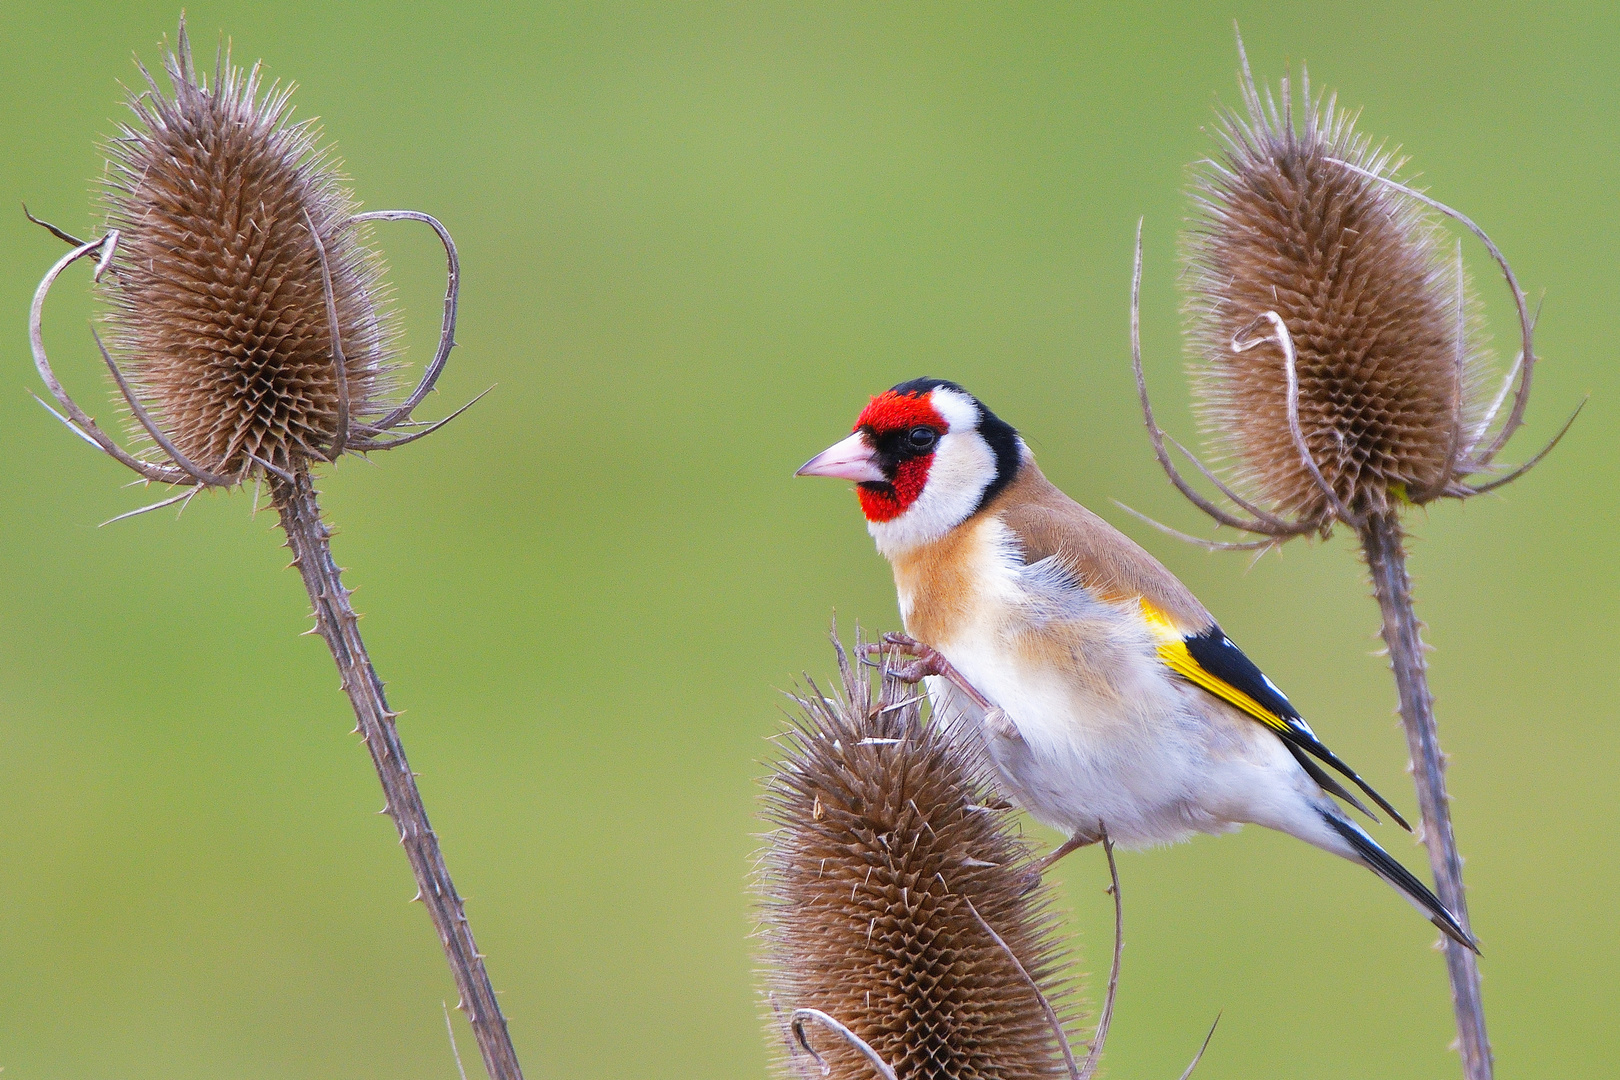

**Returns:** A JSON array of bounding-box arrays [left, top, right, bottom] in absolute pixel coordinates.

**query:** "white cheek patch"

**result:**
[[869, 426, 998, 557]]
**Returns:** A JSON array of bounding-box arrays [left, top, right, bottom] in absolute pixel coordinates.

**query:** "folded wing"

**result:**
[[1147, 608, 1412, 832], [990, 464, 1411, 832]]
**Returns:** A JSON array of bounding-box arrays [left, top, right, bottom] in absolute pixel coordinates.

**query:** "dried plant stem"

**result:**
[[272, 471, 522, 1080], [1359, 511, 1490, 1080], [1078, 836, 1122, 1080]]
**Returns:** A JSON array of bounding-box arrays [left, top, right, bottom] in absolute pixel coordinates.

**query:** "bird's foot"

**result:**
[[863, 632, 949, 683], [864, 632, 995, 711], [1020, 826, 1105, 895]]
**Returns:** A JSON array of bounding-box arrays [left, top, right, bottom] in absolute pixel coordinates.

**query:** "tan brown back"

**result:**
[[992, 460, 1213, 633]]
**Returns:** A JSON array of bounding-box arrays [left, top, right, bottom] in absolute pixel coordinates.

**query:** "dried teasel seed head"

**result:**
[[98, 20, 396, 480], [1183, 52, 1490, 524], [757, 636, 1078, 1080]]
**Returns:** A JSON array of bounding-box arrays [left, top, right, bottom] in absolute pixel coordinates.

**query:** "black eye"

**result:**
[[907, 426, 938, 451]]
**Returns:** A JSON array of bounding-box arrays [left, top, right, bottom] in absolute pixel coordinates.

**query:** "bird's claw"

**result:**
[[858, 630, 928, 662], [890, 656, 940, 683], [863, 632, 995, 711], [1023, 825, 1106, 894], [859, 632, 943, 681]]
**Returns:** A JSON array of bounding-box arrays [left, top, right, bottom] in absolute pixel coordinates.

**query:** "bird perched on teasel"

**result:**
[[758, 635, 1081, 1080], [796, 377, 1476, 951]]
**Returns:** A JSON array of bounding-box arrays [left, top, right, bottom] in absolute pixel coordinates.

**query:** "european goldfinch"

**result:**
[[797, 377, 1476, 951]]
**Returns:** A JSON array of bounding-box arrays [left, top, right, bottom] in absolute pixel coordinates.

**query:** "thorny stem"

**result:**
[[1359, 511, 1490, 1080], [1078, 835, 1122, 1080], [272, 470, 523, 1080]]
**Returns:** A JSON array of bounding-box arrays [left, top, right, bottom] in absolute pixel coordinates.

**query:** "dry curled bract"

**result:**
[[1184, 66, 1485, 522], [758, 640, 1078, 1080], [29, 17, 465, 503], [102, 27, 395, 478], [1129, 37, 1572, 554]]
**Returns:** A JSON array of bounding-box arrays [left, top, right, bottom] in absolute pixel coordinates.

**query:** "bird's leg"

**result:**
[[1022, 824, 1105, 895], [871, 631, 1023, 741], [1040, 828, 1102, 873], [866, 632, 995, 711]]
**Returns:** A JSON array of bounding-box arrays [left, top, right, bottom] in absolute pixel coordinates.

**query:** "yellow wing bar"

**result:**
[[1138, 600, 1413, 831], [1139, 601, 1291, 736]]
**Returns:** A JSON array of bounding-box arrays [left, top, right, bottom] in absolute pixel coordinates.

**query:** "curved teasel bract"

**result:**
[[27, 21, 470, 506], [1127, 37, 1576, 546]]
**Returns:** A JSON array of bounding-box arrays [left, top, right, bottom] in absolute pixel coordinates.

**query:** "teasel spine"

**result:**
[[1125, 35, 1582, 1080], [26, 23, 518, 1079]]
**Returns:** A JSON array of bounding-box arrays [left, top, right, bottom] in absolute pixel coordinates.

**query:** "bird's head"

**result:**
[[797, 378, 1024, 555]]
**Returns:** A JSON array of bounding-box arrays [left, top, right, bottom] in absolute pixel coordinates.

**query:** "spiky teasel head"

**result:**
[[28, 18, 464, 500], [99, 24, 394, 479], [1131, 38, 1570, 547], [757, 634, 1079, 1080], [1184, 57, 1488, 525]]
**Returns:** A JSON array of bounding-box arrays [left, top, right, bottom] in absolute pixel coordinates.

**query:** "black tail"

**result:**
[[1322, 811, 1480, 954]]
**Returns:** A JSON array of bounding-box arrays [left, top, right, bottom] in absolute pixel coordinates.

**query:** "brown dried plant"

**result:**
[[757, 632, 1091, 1080], [1183, 70, 1486, 524], [25, 21, 516, 1080], [1128, 35, 1580, 1080], [100, 42, 398, 478]]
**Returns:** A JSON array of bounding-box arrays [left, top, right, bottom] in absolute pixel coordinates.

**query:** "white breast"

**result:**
[[902, 520, 1234, 848]]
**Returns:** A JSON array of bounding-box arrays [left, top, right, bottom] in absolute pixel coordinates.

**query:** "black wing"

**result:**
[[1170, 623, 1413, 832]]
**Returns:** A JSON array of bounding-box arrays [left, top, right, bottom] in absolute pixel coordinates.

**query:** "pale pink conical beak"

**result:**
[[795, 431, 886, 483]]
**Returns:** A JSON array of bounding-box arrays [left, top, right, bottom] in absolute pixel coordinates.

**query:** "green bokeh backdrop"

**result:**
[[1, 3, 1614, 1077]]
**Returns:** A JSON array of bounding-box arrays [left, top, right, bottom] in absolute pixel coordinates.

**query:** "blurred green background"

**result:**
[[1, 3, 1614, 1077]]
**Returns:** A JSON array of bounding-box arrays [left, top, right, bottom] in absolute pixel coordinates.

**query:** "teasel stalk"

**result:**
[[758, 629, 1184, 1080], [26, 23, 518, 1080], [1128, 35, 1581, 1080]]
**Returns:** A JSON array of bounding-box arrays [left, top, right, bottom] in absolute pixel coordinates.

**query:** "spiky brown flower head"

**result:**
[[1183, 57, 1489, 526], [98, 20, 396, 481], [757, 636, 1078, 1080]]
